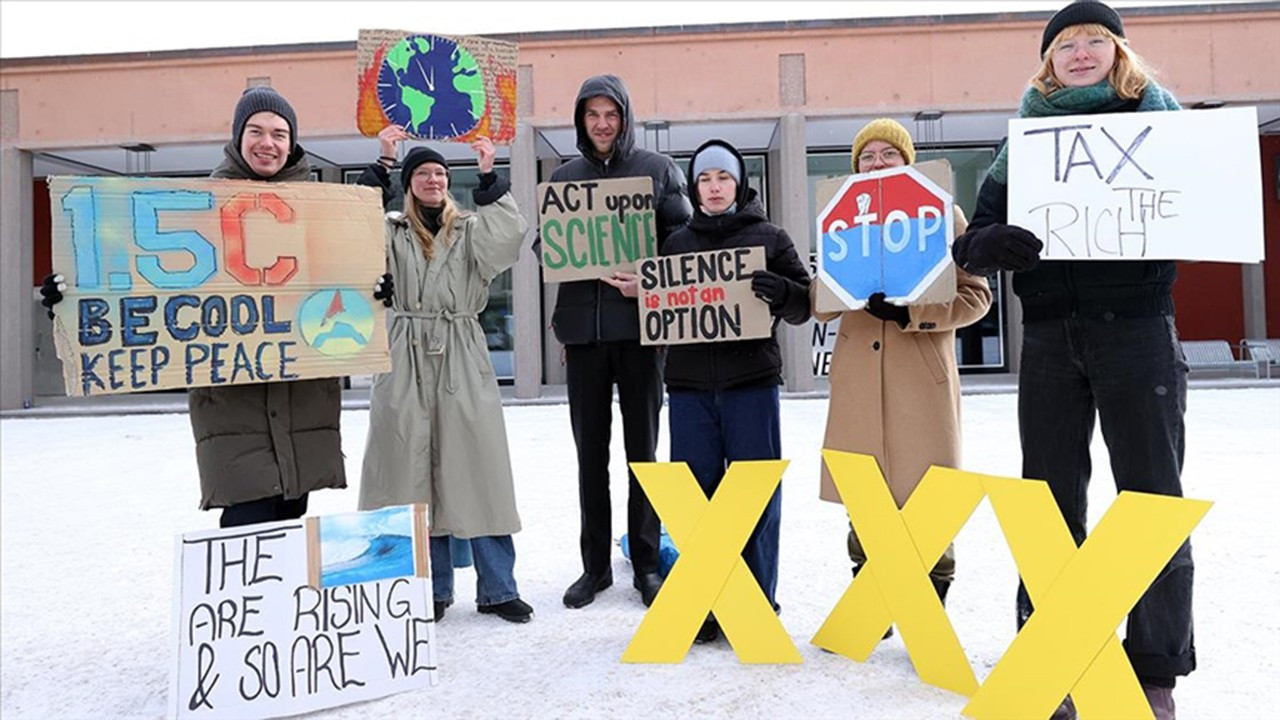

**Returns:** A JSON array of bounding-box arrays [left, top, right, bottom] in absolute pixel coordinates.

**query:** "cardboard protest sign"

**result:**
[[637, 247, 769, 346], [814, 159, 957, 313], [170, 505, 436, 720], [47, 176, 391, 397], [538, 177, 658, 282], [1008, 106, 1264, 262], [357, 29, 518, 144]]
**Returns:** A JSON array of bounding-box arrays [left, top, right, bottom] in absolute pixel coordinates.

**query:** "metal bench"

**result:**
[[1242, 339, 1280, 379], [1180, 340, 1264, 378]]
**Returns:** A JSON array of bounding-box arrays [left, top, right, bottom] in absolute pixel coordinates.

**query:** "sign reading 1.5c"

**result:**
[[47, 175, 391, 397]]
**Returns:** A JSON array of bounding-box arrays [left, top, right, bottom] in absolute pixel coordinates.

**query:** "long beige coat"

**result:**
[[359, 194, 528, 538], [817, 209, 992, 507]]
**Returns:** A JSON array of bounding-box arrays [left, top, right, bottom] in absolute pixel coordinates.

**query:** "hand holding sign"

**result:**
[[602, 271, 640, 298], [955, 224, 1043, 275], [472, 137, 496, 174]]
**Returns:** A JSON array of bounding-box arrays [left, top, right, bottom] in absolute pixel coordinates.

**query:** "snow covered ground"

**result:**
[[2, 388, 1278, 719]]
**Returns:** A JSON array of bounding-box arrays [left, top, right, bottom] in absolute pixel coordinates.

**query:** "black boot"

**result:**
[[695, 614, 720, 644], [634, 572, 663, 607], [931, 577, 951, 607], [563, 571, 612, 609]]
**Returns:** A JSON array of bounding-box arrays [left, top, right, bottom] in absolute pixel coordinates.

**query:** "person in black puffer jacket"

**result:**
[[544, 75, 693, 612], [662, 139, 810, 644], [951, 3, 1191, 717]]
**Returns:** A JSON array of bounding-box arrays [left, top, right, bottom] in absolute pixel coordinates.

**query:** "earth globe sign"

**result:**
[[297, 289, 375, 357], [377, 34, 486, 140]]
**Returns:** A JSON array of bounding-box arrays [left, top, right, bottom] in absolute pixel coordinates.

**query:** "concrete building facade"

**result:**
[[3, 3, 1279, 409]]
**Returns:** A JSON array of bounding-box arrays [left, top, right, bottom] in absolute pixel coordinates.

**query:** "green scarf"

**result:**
[[987, 79, 1181, 184]]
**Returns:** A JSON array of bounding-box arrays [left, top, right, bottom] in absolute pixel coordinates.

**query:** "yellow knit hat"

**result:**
[[851, 118, 916, 171]]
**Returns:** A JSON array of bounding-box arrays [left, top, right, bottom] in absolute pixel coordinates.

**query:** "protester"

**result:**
[[542, 74, 692, 610], [951, 2, 1190, 717], [815, 119, 992, 633], [357, 126, 533, 624], [660, 138, 810, 643]]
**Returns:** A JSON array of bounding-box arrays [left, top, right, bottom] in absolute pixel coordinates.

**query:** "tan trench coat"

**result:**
[[816, 208, 993, 507], [358, 194, 528, 538]]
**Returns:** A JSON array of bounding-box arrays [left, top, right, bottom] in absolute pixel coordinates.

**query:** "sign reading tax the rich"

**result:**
[[1008, 106, 1264, 262], [538, 177, 658, 282], [637, 247, 770, 346], [47, 176, 391, 397]]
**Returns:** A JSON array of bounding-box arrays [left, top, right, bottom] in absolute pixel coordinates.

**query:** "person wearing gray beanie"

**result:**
[[690, 144, 742, 188], [232, 86, 297, 156]]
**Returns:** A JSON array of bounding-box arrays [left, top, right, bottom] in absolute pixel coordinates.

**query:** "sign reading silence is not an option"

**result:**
[[815, 160, 957, 313], [47, 176, 391, 397], [1008, 106, 1264, 262], [637, 247, 771, 346], [538, 177, 658, 283]]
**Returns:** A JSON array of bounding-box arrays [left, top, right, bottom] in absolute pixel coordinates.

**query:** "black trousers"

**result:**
[[566, 342, 663, 578], [1015, 315, 1195, 680], [219, 494, 309, 528]]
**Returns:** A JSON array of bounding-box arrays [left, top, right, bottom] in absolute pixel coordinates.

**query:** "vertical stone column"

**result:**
[[1, 89, 35, 410], [774, 111, 813, 392], [1241, 264, 1267, 342], [511, 66, 543, 398]]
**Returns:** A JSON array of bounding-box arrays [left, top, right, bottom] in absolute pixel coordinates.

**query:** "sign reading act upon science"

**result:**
[[538, 177, 658, 282], [47, 176, 391, 397]]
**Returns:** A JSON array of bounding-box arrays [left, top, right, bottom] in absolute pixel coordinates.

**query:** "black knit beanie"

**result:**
[[232, 87, 297, 154], [1041, 0, 1125, 56], [400, 147, 450, 193]]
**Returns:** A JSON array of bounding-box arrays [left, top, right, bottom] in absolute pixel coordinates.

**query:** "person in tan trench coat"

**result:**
[[815, 118, 992, 608], [357, 129, 533, 624]]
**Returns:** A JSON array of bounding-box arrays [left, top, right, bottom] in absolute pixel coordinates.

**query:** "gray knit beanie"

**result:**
[[691, 144, 741, 185], [232, 87, 297, 154], [1041, 0, 1125, 56]]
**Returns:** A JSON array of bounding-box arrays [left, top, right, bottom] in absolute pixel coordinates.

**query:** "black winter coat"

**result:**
[[662, 144, 810, 391], [954, 97, 1176, 323], [188, 142, 347, 509], [544, 75, 693, 344]]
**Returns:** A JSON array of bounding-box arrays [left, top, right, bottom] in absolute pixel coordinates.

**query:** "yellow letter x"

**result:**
[[622, 461, 801, 664], [812, 450, 984, 695], [963, 478, 1210, 720]]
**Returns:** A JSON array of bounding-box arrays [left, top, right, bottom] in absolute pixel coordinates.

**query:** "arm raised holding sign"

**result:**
[[357, 132, 534, 625], [949, 4, 1194, 713]]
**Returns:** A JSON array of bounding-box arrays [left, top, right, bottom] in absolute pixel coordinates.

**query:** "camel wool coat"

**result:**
[[359, 191, 527, 538], [816, 208, 992, 507]]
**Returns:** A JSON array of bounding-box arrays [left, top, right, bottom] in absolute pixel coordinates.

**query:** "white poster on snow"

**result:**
[[1008, 106, 1263, 263], [169, 505, 437, 719]]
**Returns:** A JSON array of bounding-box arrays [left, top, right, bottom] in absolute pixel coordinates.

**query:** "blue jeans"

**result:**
[[1016, 315, 1194, 679], [669, 385, 783, 609], [431, 534, 520, 607]]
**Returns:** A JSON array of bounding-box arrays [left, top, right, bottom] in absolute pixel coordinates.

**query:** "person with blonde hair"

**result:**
[[815, 118, 991, 634], [952, 2, 1190, 717], [357, 126, 533, 624]]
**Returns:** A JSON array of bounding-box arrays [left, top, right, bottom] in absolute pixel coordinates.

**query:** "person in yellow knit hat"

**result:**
[[813, 118, 992, 638]]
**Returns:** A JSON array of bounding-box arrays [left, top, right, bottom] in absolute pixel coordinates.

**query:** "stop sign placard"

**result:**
[[815, 163, 954, 310]]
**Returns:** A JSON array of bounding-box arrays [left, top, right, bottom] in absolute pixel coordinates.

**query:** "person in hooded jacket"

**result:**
[[950, 2, 1191, 717], [540, 74, 693, 611], [660, 139, 811, 643], [356, 127, 533, 624], [814, 119, 992, 634]]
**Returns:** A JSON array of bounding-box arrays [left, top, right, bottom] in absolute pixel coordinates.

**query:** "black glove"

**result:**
[[865, 292, 910, 329], [955, 224, 1043, 274], [751, 270, 790, 312], [373, 272, 394, 307], [40, 273, 66, 320]]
